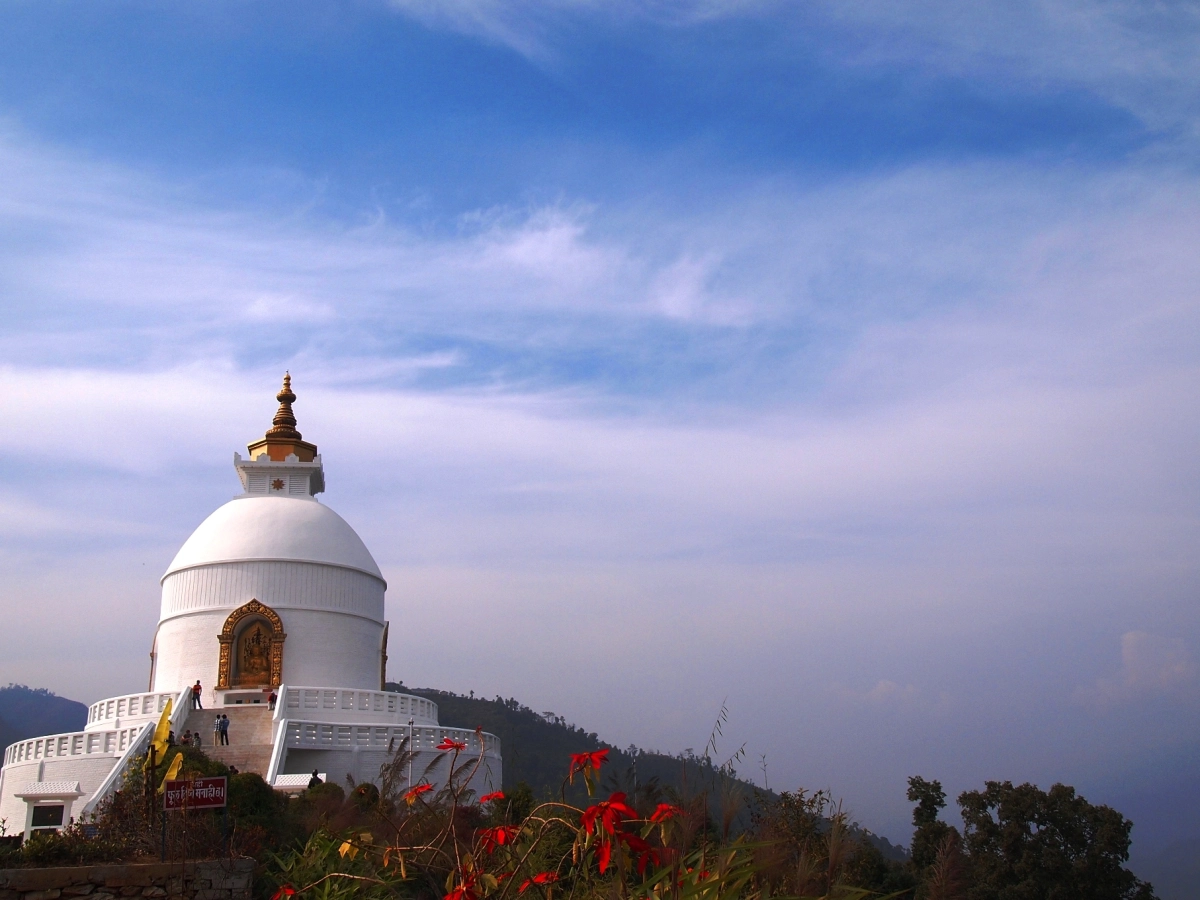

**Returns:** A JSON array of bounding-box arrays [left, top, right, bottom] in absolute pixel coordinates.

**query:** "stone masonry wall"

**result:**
[[0, 860, 254, 900]]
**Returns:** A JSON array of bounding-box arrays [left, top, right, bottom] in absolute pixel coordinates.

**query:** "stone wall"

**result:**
[[0, 860, 254, 900]]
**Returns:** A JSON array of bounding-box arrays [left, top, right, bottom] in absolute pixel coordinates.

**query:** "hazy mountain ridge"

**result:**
[[391, 683, 909, 862], [0, 685, 88, 752]]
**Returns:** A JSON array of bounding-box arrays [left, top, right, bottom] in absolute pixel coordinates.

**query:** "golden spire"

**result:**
[[266, 372, 302, 440], [246, 373, 319, 462]]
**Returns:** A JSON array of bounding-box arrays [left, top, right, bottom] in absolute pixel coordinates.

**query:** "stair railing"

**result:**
[[265, 684, 288, 785], [79, 686, 193, 817]]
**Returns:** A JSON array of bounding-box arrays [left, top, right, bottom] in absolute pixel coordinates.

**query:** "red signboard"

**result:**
[[163, 777, 228, 810]]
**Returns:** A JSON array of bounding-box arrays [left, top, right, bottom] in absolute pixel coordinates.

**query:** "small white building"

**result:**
[[0, 376, 501, 838]]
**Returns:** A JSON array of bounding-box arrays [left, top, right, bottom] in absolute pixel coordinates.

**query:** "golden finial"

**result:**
[[246, 372, 318, 462], [267, 372, 301, 439]]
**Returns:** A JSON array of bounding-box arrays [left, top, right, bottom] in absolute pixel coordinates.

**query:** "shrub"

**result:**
[[19, 825, 132, 867], [262, 741, 887, 900]]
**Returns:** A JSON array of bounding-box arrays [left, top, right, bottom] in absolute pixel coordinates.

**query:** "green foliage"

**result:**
[[906, 777, 957, 872], [231, 772, 288, 833], [17, 825, 133, 867], [257, 734, 916, 900], [309, 782, 348, 808], [750, 789, 914, 898], [488, 781, 536, 826], [266, 830, 405, 900], [352, 783, 382, 810], [956, 780, 1156, 900]]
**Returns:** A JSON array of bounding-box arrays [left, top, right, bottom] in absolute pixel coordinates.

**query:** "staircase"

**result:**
[[180, 706, 275, 775]]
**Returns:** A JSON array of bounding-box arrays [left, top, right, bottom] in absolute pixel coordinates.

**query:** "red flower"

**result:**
[[271, 887, 296, 900], [403, 783, 434, 805], [580, 792, 637, 837], [568, 748, 609, 777], [478, 825, 520, 854], [519, 872, 559, 893], [437, 737, 468, 751], [480, 791, 505, 804], [649, 803, 683, 823]]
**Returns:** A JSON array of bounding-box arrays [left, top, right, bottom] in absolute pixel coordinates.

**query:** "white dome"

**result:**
[[163, 496, 385, 583]]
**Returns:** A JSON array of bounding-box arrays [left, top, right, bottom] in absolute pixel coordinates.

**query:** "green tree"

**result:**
[[908, 776, 957, 871], [957, 780, 1156, 900]]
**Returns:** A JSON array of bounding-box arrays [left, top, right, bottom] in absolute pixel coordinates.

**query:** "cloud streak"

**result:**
[[381, 0, 1200, 138], [0, 64, 1198, 844]]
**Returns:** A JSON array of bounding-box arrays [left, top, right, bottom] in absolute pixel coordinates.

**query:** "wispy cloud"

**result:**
[[0, 63, 1198, 846], [381, 0, 1200, 138]]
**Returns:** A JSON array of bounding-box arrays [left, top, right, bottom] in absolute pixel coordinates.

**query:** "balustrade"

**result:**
[[283, 721, 500, 756], [280, 686, 439, 725], [86, 692, 177, 730], [3, 726, 145, 767]]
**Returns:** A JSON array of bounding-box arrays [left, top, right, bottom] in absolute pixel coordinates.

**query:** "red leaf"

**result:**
[[619, 833, 660, 875], [478, 825, 520, 854], [637, 848, 660, 875], [519, 872, 558, 893], [404, 783, 434, 805], [445, 872, 479, 900], [650, 803, 683, 823], [480, 791, 505, 804], [596, 840, 613, 874], [568, 749, 609, 776]]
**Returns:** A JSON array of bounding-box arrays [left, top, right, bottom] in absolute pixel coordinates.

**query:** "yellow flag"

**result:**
[[144, 699, 173, 770], [157, 752, 184, 793]]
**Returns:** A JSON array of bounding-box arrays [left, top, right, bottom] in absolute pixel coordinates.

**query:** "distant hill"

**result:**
[[0, 685, 88, 751], [389, 683, 908, 862]]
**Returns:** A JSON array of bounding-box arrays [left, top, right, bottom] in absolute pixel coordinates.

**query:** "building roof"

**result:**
[[17, 781, 83, 798], [163, 495, 385, 583]]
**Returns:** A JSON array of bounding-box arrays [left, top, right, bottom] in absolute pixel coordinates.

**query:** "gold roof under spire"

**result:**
[[246, 373, 319, 462]]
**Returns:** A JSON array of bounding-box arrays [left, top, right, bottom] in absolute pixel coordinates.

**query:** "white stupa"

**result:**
[[0, 376, 501, 839]]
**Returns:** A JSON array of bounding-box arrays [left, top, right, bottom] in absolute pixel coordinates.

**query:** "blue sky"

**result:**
[[1, 0, 1198, 863]]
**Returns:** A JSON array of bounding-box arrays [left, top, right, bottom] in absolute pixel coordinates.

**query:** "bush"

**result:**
[[350, 783, 380, 810], [307, 782, 346, 807], [19, 826, 132, 867], [264, 745, 825, 900]]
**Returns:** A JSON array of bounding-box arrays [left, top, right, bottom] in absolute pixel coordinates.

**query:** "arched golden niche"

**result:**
[[217, 599, 286, 689]]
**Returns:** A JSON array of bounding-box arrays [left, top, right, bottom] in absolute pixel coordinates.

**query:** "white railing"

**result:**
[[273, 772, 325, 792], [283, 721, 500, 757], [3, 725, 147, 767], [280, 687, 439, 726], [81, 687, 192, 816], [265, 720, 289, 785], [79, 721, 154, 816], [86, 692, 177, 731]]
